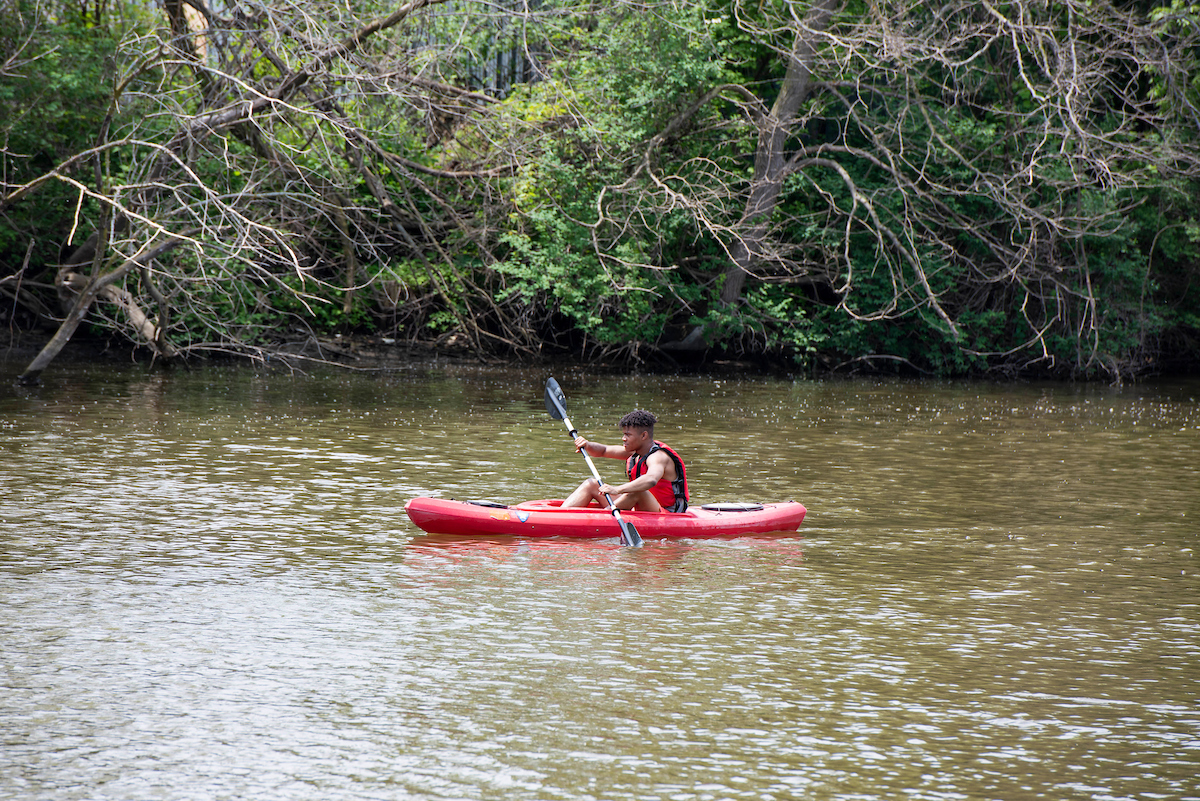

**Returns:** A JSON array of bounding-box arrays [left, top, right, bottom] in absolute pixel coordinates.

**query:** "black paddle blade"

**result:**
[[618, 518, 643, 547], [544, 377, 567, 420]]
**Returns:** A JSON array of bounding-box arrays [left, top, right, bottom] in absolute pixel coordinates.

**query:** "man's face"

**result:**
[[621, 426, 649, 451]]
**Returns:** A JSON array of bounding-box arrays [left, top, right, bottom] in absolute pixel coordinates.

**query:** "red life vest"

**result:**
[[627, 441, 689, 512]]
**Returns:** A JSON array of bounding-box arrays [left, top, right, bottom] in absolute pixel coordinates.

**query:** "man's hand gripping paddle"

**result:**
[[544, 377, 643, 547]]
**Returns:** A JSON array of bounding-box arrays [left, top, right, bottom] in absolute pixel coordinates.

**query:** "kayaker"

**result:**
[[561, 410, 689, 513]]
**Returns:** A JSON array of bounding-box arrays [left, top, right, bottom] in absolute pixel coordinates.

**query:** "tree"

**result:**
[[507, 0, 1200, 377], [3, 0, 545, 382]]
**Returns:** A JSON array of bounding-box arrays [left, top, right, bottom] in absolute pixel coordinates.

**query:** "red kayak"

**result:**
[[404, 498, 806, 539]]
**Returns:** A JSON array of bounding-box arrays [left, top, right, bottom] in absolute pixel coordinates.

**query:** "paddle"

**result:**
[[544, 377, 643, 547]]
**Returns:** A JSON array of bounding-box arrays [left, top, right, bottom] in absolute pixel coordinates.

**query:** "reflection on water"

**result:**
[[1, 363, 1197, 800]]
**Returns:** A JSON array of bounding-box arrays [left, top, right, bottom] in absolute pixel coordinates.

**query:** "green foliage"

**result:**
[[275, 276, 374, 332], [4, 0, 1199, 378], [0, 3, 125, 273], [171, 265, 379, 347], [494, 208, 664, 345], [0, 6, 119, 161], [171, 261, 284, 346], [1148, 1, 1200, 118], [695, 283, 826, 364], [484, 1, 763, 349]]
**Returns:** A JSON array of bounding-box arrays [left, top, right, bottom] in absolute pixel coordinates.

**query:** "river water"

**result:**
[[2, 361, 1197, 800]]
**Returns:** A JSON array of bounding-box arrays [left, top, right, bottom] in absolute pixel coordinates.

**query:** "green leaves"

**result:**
[[4, 0, 1199, 377]]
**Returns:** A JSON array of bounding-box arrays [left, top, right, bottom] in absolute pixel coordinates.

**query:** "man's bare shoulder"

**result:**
[[647, 448, 676, 474]]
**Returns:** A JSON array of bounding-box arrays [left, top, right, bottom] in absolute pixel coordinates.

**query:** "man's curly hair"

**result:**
[[618, 410, 657, 431]]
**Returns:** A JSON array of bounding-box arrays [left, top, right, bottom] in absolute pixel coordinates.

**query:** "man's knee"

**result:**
[[628, 491, 661, 513]]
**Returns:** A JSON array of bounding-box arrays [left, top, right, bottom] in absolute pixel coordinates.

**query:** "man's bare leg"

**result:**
[[562, 479, 603, 508], [561, 481, 662, 511], [624, 491, 662, 513]]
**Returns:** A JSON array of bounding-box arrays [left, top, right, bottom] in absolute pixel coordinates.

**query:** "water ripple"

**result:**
[[2, 366, 1197, 800]]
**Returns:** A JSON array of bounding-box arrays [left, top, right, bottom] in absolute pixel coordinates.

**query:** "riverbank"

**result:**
[[1, 328, 801, 381], [4, 327, 1197, 382], [0, 329, 475, 372]]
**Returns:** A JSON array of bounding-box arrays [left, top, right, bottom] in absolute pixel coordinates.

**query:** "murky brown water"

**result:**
[[2, 362, 1197, 800]]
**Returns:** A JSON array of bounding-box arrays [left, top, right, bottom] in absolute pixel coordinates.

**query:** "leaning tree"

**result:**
[[2, 0, 550, 383]]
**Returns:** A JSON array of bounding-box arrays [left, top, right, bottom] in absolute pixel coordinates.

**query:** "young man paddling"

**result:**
[[561, 410, 689, 513]]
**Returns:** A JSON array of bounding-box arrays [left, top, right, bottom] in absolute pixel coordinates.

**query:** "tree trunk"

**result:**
[[17, 239, 184, 385], [720, 0, 839, 306]]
